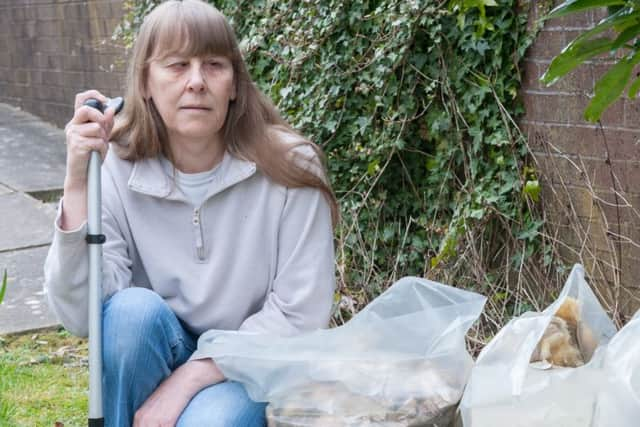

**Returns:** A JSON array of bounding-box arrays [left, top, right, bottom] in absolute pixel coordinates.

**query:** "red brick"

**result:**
[[624, 98, 640, 128], [62, 20, 90, 37], [624, 162, 640, 194], [539, 63, 595, 93], [63, 87, 83, 105], [581, 249, 619, 290], [36, 4, 61, 20], [524, 93, 588, 124], [598, 127, 640, 161], [41, 70, 64, 86], [35, 37, 64, 53], [525, 124, 604, 158], [523, 60, 540, 91], [593, 190, 638, 224], [13, 68, 30, 84], [617, 287, 640, 319], [526, 30, 567, 60], [21, 20, 37, 38], [61, 3, 89, 20], [23, 7, 37, 21], [10, 6, 26, 21], [62, 54, 86, 72], [29, 69, 42, 85], [523, 92, 625, 126], [619, 255, 640, 299], [535, 152, 626, 192], [36, 20, 61, 37], [61, 71, 86, 88], [522, 122, 547, 152], [544, 10, 593, 30], [592, 8, 610, 23]]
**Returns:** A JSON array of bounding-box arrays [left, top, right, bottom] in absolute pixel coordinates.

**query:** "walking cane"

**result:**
[[83, 96, 124, 427]]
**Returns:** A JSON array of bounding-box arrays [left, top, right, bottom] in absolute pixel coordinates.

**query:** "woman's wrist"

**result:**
[[60, 181, 88, 231], [178, 358, 226, 392], [63, 178, 87, 194]]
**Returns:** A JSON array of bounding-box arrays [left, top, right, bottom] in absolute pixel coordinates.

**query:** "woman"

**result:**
[[44, 1, 338, 426]]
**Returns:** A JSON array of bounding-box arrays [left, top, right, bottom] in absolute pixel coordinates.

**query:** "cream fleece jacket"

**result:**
[[43, 147, 335, 343]]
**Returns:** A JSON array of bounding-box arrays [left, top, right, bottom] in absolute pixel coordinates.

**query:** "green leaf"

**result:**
[[492, 291, 507, 302], [628, 74, 640, 98], [431, 225, 461, 268], [0, 269, 7, 305], [465, 0, 498, 5], [585, 51, 640, 121], [612, 22, 640, 50], [523, 180, 541, 202], [569, 9, 640, 49], [425, 157, 438, 171], [355, 116, 369, 136], [541, 37, 614, 85], [517, 220, 544, 241], [367, 159, 380, 176], [546, 0, 626, 20], [469, 208, 485, 219]]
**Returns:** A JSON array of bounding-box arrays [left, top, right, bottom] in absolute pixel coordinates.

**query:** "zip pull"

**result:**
[[193, 208, 205, 260]]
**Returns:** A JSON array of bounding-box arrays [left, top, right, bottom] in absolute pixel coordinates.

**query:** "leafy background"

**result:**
[[541, 0, 640, 122], [116, 0, 559, 344]]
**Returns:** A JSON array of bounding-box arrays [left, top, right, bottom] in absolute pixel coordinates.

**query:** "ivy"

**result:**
[[116, 0, 545, 328]]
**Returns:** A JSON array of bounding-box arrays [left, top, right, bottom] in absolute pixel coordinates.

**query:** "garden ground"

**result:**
[[0, 327, 87, 426]]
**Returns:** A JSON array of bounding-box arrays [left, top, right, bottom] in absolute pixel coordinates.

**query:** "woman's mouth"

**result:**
[[180, 106, 212, 111]]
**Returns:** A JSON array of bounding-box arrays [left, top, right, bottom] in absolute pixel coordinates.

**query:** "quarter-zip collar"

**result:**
[[127, 151, 257, 202]]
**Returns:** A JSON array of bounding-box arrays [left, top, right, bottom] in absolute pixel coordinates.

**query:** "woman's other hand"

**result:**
[[133, 359, 225, 427]]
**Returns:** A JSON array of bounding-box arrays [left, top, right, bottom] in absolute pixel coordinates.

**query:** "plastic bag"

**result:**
[[592, 309, 640, 423], [196, 276, 486, 426], [457, 264, 624, 427]]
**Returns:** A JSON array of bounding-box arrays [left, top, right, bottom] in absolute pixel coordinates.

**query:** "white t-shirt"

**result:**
[[160, 156, 222, 208]]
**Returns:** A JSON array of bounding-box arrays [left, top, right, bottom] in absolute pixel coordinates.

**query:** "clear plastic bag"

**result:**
[[591, 309, 640, 424], [196, 276, 486, 426], [457, 264, 625, 427]]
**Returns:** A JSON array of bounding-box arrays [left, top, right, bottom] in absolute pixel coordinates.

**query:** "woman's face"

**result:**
[[145, 53, 236, 147]]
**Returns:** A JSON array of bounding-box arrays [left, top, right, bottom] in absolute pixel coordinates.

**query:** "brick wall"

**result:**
[[522, 4, 640, 319], [0, 0, 126, 128]]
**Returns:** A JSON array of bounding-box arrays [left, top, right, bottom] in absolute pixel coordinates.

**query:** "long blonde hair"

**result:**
[[110, 0, 339, 226]]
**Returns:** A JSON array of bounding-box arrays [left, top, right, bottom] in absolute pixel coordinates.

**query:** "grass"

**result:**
[[0, 270, 7, 305], [0, 327, 88, 427]]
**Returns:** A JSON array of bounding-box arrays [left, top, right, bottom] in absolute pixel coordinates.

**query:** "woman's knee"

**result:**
[[177, 381, 267, 427], [103, 287, 169, 330], [102, 287, 173, 366]]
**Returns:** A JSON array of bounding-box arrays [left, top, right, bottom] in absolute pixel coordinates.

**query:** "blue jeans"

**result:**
[[102, 287, 267, 427]]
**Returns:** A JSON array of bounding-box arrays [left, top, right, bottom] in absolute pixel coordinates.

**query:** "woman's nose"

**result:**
[[186, 64, 206, 92]]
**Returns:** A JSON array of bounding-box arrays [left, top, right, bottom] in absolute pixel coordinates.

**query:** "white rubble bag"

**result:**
[[193, 276, 486, 426], [592, 309, 640, 423], [457, 264, 628, 427]]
